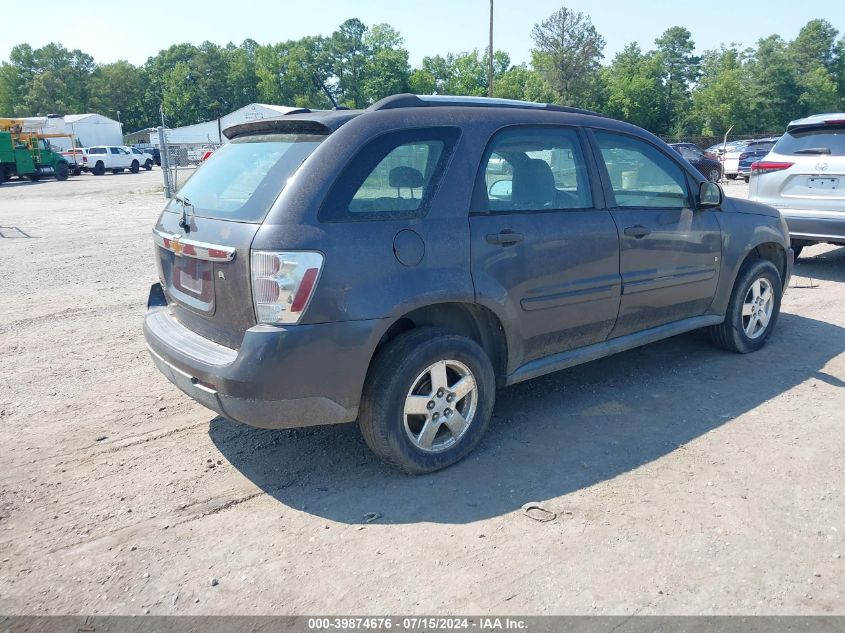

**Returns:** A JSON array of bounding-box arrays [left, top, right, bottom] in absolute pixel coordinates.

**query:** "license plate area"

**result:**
[[171, 256, 214, 311], [807, 177, 839, 190]]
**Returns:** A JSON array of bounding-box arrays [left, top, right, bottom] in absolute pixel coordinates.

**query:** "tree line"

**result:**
[[0, 8, 843, 139]]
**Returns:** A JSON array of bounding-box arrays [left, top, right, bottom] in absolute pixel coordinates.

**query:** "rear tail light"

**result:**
[[251, 251, 324, 325], [751, 161, 793, 176], [82, 156, 87, 163]]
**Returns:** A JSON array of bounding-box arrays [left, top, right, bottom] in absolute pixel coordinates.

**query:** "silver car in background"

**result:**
[[749, 113, 845, 258]]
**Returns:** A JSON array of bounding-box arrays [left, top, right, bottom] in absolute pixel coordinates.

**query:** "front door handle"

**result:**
[[624, 225, 651, 238], [486, 230, 524, 246]]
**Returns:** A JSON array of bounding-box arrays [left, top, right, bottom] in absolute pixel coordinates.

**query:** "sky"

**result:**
[[2, 0, 844, 67]]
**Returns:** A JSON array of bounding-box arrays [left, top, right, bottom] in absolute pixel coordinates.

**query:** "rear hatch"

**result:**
[[153, 131, 327, 349], [751, 120, 845, 211]]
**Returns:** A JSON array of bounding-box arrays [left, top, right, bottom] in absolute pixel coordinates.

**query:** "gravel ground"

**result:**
[[0, 172, 843, 615]]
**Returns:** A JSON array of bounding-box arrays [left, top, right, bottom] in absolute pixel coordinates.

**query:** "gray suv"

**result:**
[[749, 113, 845, 258], [144, 94, 793, 473]]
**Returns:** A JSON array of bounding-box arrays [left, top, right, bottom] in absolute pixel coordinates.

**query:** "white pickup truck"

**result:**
[[86, 146, 141, 175]]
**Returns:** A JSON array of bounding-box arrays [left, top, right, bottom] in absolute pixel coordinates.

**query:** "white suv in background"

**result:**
[[125, 147, 155, 171], [86, 146, 140, 176], [749, 113, 845, 258]]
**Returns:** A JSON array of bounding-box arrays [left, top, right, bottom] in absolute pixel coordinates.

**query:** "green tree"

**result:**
[[745, 35, 801, 131], [601, 43, 663, 131], [654, 26, 699, 134], [361, 24, 411, 103], [529, 7, 605, 107], [687, 47, 751, 135], [88, 61, 147, 131]]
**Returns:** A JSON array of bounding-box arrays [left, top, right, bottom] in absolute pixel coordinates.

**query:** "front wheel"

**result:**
[[144, 160, 153, 171], [359, 328, 496, 474], [707, 168, 721, 182], [709, 259, 782, 353]]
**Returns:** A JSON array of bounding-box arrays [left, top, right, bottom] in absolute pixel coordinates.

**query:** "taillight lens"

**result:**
[[751, 161, 793, 176], [251, 251, 324, 325]]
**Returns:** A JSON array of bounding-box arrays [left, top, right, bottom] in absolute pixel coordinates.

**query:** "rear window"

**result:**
[[319, 127, 460, 221], [774, 126, 845, 156], [165, 133, 326, 223]]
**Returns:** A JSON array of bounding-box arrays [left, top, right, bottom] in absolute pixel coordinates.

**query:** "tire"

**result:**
[[72, 168, 81, 177], [130, 160, 140, 174], [55, 162, 69, 181], [707, 168, 720, 182], [359, 327, 496, 474], [144, 160, 153, 171], [743, 176, 750, 183], [93, 161, 105, 176], [709, 258, 782, 354]]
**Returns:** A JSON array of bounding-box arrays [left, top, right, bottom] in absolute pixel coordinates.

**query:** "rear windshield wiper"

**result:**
[[173, 195, 194, 232], [793, 148, 832, 155]]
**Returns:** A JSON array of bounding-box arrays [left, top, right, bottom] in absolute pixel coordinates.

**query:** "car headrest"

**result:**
[[389, 166, 425, 189]]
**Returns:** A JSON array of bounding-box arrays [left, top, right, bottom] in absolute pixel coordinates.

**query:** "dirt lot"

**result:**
[[0, 172, 843, 615]]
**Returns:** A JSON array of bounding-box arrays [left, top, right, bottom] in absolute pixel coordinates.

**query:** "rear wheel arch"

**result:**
[[368, 303, 509, 387]]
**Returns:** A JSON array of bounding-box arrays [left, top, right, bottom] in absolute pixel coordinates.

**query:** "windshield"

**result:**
[[775, 125, 845, 156], [166, 133, 326, 222]]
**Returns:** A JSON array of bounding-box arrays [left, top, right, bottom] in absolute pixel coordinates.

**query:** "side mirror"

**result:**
[[698, 181, 723, 208], [489, 179, 513, 199]]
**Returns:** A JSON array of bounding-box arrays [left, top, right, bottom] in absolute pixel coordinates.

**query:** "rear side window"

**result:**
[[774, 126, 845, 156], [89, 147, 106, 154], [594, 131, 690, 209], [166, 133, 326, 222], [480, 126, 592, 212], [320, 128, 460, 221]]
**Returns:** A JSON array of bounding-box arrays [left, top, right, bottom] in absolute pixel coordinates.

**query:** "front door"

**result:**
[[469, 126, 621, 370], [591, 130, 722, 337]]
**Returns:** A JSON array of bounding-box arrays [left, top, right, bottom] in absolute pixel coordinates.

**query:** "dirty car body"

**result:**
[[144, 94, 793, 473]]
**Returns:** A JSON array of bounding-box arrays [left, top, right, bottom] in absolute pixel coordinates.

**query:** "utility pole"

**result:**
[[488, 0, 494, 97]]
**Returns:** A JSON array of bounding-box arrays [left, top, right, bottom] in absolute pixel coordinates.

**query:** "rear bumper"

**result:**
[[779, 208, 845, 243], [143, 283, 390, 429]]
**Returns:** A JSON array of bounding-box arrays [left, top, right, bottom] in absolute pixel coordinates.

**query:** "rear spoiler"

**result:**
[[223, 111, 360, 140]]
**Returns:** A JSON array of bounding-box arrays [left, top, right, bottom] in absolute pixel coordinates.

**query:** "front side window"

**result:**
[[110, 147, 121, 155], [320, 128, 459, 221], [595, 132, 690, 208], [481, 127, 592, 212]]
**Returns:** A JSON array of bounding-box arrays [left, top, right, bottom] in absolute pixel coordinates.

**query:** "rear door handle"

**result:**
[[486, 230, 524, 246], [624, 225, 651, 238]]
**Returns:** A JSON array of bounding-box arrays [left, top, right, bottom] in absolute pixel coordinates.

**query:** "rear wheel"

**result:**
[[707, 168, 720, 182], [709, 259, 782, 353], [130, 160, 139, 173], [55, 162, 69, 181], [93, 161, 105, 176], [359, 328, 496, 474]]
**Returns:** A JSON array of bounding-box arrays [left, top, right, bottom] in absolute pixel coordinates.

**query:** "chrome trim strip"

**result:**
[[152, 228, 236, 262]]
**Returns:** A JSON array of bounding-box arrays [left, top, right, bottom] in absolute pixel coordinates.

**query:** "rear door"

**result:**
[[469, 126, 621, 367], [590, 130, 722, 337]]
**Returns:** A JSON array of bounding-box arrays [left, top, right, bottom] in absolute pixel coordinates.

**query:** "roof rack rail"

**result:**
[[367, 93, 605, 117]]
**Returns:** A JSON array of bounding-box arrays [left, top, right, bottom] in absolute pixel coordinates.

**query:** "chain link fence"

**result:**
[[156, 126, 220, 197]]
